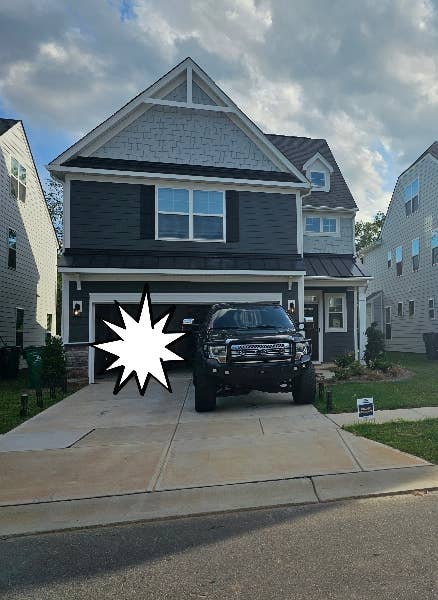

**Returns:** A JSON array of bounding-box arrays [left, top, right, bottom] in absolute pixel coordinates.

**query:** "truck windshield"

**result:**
[[210, 306, 295, 330]]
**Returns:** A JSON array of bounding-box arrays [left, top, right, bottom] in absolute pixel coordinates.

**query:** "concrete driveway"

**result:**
[[0, 370, 430, 512]]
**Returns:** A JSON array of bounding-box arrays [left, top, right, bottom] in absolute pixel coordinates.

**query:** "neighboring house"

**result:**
[[0, 119, 58, 351], [363, 142, 438, 353], [47, 58, 368, 383]]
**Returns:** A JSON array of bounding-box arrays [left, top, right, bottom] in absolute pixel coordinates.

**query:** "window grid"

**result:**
[[10, 157, 26, 202], [305, 216, 338, 235], [156, 187, 225, 242], [325, 293, 346, 332]]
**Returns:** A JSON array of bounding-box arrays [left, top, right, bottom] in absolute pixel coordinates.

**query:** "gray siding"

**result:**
[[0, 123, 57, 347], [322, 288, 355, 362], [70, 180, 298, 255], [192, 82, 218, 105], [92, 104, 279, 171], [68, 280, 297, 343], [364, 154, 438, 353], [303, 215, 354, 254], [162, 82, 187, 102]]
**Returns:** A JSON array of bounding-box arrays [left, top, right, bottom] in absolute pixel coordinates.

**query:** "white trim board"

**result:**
[[89, 292, 283, 305], [60, 268, 307, 276], [48, 165, 308, 191]]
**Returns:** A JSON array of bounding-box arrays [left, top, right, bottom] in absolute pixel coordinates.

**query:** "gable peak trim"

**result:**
[[303, 152, 334, 173]]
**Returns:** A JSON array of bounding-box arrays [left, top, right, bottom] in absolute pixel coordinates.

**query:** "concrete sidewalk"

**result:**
[[1, 373, 437, 536], [327, 406, 438, 427]]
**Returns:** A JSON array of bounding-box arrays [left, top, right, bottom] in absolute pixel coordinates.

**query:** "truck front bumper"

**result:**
[[202, 356, 311, 388]]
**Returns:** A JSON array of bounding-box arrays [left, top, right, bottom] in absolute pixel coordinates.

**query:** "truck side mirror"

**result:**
[[298, 322, 306, 331]]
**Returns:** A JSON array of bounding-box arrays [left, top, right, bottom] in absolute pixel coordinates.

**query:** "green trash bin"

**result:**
[[23, 346, 45, 389]]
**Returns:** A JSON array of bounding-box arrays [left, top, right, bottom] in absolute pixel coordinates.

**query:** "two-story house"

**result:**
[[363, 142, 438, 353], [0, 119, 58, 353], [47, 58, 368, 384]]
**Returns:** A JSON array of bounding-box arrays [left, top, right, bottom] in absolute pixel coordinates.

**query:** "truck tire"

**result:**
[[292, 363, 316, 405], [195, 373, 217, 412]]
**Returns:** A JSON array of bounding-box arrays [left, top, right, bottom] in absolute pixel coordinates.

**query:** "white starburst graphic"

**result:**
[[92, 287, 187, 395]]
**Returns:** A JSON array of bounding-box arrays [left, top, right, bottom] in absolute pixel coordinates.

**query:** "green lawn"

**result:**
[[344, 419, 438, 464], [315, 353, 438, 414], [0, 370, 70, 434]]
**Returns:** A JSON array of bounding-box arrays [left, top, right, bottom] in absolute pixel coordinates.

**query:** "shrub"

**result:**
[[42, 336, 66, 387], [335, 352, 356, 368], [364, 322, 385, 368]]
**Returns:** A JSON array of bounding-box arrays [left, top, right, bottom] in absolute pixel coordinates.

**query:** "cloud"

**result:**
[[1, 0, 438, 219]]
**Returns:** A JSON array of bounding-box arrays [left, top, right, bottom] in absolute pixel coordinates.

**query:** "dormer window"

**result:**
[[303, 152, 333, 193], [310, 171, 326, 188]]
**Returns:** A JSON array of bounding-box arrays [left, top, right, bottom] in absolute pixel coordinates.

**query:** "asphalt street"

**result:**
[[1, 492, 437, 600]]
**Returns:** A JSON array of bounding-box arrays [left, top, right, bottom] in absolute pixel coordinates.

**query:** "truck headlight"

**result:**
[[206, 344, 227, 363], [295, 342, 310, 356]]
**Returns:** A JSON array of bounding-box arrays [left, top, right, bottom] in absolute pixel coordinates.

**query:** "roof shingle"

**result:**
[[266, 134, 357, 210], [0, 118, 19, 137]]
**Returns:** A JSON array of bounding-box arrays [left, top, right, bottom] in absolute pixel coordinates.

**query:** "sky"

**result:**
[[1, 0, 438, 220]]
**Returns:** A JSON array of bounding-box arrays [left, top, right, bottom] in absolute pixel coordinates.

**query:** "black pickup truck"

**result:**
[[183, 302, 316, 412]]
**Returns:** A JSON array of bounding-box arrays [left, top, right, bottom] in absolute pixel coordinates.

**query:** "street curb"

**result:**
[[1, 465, 437, 538]]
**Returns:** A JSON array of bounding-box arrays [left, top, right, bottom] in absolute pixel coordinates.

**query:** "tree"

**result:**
[[363, 322, 385, 368], [44, 177, 63, 245], [355, 211, 385, 255]]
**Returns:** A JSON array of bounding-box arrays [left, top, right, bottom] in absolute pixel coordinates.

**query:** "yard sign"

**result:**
[[357, 397, 374, 420]]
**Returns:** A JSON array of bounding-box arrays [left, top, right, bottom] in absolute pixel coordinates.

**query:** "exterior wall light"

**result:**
[[72, 301, 82, 317]]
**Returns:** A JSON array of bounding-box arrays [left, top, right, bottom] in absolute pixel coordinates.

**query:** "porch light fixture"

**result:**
[[72, 301, 82, 317]]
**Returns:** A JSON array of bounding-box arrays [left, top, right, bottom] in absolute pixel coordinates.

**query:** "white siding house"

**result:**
[[0, 119, 58, 350], [363, 142, 438, 353]]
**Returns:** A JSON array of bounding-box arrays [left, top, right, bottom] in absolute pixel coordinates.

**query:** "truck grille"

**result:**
[[230, 342, 291, 361]]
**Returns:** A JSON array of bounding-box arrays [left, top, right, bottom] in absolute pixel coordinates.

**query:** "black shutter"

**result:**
[[140, 185, 155, 239], [226, 190, 239, 242]]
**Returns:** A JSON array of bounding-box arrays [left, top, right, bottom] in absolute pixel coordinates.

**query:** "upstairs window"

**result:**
[[404, 178, 419, 216], [387, 250, 392, 269], [397, 302, 403, 317], [305, 216, 338, 235], [7, 228, 17, 270], [10, 157, 26, 202], [310, 171, 326, 188], [156, 187, 225, 242], [395, 245, 403, 276], [411, 238, 420, 272], [46, 313, 53, 343], [432, 230, 438, 265], [429, 298, 435, 320], [409, 300, 415, 317]]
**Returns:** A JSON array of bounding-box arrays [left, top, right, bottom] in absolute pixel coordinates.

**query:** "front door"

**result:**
[[304, 303, 319, 361]]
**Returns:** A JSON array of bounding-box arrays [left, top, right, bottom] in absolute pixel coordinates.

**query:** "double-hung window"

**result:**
[[409, 300, 415, 317], [325, 293, 347, 332], [429, 299, 435, 320], [305, 216, 338, 234], [411, 238, 420, 272], [395, 245, 403, 276], [397, 302, 403, 317], [156, 187, 225, 241], [432, 230, 438, 266], [10, 157, 26, 202], [387, 250, 392, 269], [7, 228, 17, 270], [404, 178, 419, 216]]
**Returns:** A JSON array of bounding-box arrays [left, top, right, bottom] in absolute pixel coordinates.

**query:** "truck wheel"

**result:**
[[195, 373, 217, 412], [292, 363, 316, 405]]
